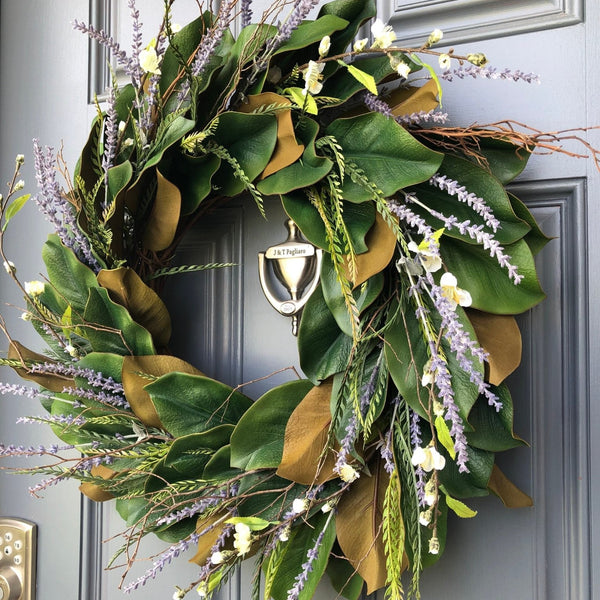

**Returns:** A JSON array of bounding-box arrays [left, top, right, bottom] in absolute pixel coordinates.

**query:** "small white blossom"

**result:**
[[428, 536, 440, 554], [408, 240, 442, 273], [318, 35, 331, 57], [24, 280, 44, 297], [16, 154, 25, 165], [196, 582, 208, 597], [292, 498, 308, 514], [428, 28, 443, 45], [302, 60, 325, 95], [421, 358, 435, 387], [371, 19, 395, 49], [3, 260, 16, 274], [173, 589, 185, 600], [65, 344, 78, 358], [139, 47, 161, 75], [396, 62, 411, 79], [20, 312, 31, 321], [438, 53, 451, 70], [411, 445, 446, 472], [122, 138, 135, 149], [419, 509, 432, 526], [339, 463, 360, 483], [353, 38, 368, 52], [233, 522, 252, 556], [278, 526, 290, 542], [210, 551, 225, 565], [321, 501, 334, 513], [172, 23, 183, 33], [440, 272, 472, 309], [118, 121, 127, 133], [13, 180, 25, 191]]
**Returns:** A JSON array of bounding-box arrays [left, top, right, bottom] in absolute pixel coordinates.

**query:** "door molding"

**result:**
[[509, 178, 590, 598], [382, 0, 584, 46]]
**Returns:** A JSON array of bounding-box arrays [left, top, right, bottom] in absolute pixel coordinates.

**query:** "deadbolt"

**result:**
[[0, 518, 36, 600]]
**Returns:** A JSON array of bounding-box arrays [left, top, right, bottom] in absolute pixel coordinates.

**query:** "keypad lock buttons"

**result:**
[[0, 519, 36, 600]]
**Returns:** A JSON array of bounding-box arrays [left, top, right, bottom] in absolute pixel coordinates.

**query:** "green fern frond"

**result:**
[[383, 469, 405, 600], [145, 262, 236, 281]]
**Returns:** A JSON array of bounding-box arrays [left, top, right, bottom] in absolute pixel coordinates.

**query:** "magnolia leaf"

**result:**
[[230, 379, 313, 470], [98, 267, 172, 348], [469, 138, 531, 184], [146, 372, 252, 437], [440, 237, 545, 314], [258, 118, 333, 195], [74, 115, 102, 192], [211, 111, 278, 197], [445, 495, 477, 518], [83, 287, 156, 356], [274, 15, 348, 56], [189, 513, 229, 566], [282, 191, 375, 253], [203, 445, 241, 482], [7, 341, 74, 392], [508, 192, 552, 255], [79, 465, 116, 502], [42, 233, 99, 314], [326, 113, 443, 202], [277, 380, 337, 485], [467, 309, 522, 386], [437, 444, 494, 499], [269, 511, 336, 600], [345, 212, 396, 286], [487, 464, 533, 508], [336, 458, 389, 594], [3, 193, 30, 230], [238, 92, 305, 178], [341, 61, 378, 95], [435, 416, 456, 460], [466, 384, 526, 452], [122, 355, 203, 429], [388, 79, 439, 117], [298, 286, 353, 384], [326, 556, 364, 600], [142, 168, 181, 252]]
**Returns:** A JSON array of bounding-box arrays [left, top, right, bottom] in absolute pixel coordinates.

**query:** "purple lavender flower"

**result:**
[[102, 86, 119, 180], [396, 110, 449, 125], [241, 0, 253, 28], [362, 92, 394, 118], [440, 66, 540, 85]]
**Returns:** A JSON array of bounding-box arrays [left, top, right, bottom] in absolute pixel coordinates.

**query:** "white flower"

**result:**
[[302, 60, 325, 95], [292, 498, 308, 514], [411, 445, 446, 472], [438, 53, 451, 70], [3, 260, 15, 274], [428, 536, 440, 554], [318, 35, 331, 57], [139, 47, 161, 75], [440, 272, 472, 309], [233, 522, 252, 556], [371, 19, 395, 49], [353, 38, 368, 52], [122, 138, 135, 149], [172, 23, 183, 33], [15, 154, 25, 165], [339, 463, 360, 483], [321, 501, 333, 513], [13, 180, 25, 191], [278, 526, 290, 542], [396, 62, 411, 79], [65, 344, 78, 358], [421, 358, 434, 387], [20, 312, 31, 321], [24, 280, 44, 297], [210, 551, 225, 565], [196, 582, 208, 597], [419, 509, 432, 526], [428, 28, 443, 45], [408, 240, 442, 273], [173, 589, 185, 600], [118, 120, 127, 134]]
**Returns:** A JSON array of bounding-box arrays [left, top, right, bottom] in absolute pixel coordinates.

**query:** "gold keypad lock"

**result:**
[[0, 518, 36, 600]]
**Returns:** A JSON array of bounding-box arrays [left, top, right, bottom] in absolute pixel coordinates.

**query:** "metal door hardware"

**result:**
[[258, 219, 322, 336], [0, 518, 36, 600]]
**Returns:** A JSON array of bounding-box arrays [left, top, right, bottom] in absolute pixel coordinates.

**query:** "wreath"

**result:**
[[0, 0, 592, 598]]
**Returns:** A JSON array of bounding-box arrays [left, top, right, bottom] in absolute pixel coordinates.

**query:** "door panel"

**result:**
[[1, 1, 597, 599]]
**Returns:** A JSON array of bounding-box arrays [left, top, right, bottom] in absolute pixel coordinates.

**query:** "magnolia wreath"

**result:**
[[0, 0, 594, 598]]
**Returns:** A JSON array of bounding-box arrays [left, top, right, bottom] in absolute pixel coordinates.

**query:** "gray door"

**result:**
[[0, 1, 598, 599]]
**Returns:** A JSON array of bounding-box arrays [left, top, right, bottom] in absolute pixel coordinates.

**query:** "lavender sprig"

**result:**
[[441, 66, 540, 85], [28, 362, 124, 395], [127, 0, 143, 89]]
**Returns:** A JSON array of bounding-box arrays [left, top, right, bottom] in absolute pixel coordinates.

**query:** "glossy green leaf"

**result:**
[[83, 287, 156, 355], [147, 373, 252, 437], [42, 234, 99, 314], [230, 380, 313, 470], [225, 516, 273, 531], [385, 299, 480, 424], [435, 416, 456, 460], [298, 284, 353, 384], [470, 137, 531, 184], [203, 445, 241, 481], [258, 118, 333, 195], [282, 191, 375, 253], [269, 512, 336, 600], [508, 192, 552, 255], [466, 384, 527, 452], [3, 194, 30, 230], [211, 112, 278, 197], [438, 444, 494, 499], [274, 15, 348, 56], [326, 556, 364, 600], [412, 154, 530, 245], [106, 161, 133, 206], [237, 473, 306, 520], [326, 113, 443, 202], [74, 116, 102, 191], [440, 237, 545, 314], [321, 254, 384, 336]]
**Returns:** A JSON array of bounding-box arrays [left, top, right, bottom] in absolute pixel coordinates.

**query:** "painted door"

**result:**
[[0, 1, 598, 599]]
